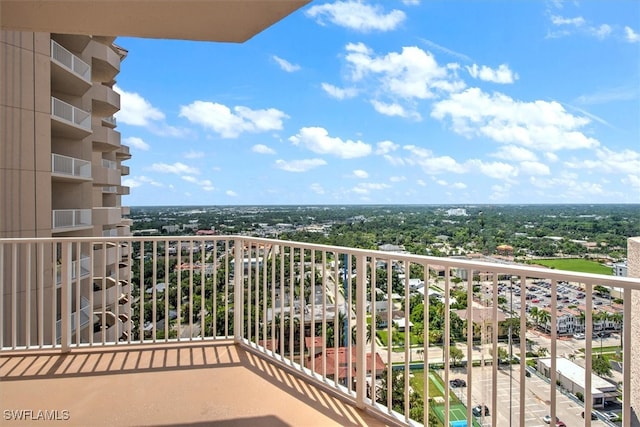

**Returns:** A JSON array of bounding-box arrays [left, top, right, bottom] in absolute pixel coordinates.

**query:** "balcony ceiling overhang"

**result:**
[[0, 0, 310, 42]]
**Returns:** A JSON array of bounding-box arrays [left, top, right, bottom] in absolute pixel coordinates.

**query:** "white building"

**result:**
[[537, 358, 618, 408]]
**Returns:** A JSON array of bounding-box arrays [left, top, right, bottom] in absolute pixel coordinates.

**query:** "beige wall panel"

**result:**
[[33, 51, 50, 114], [34, 111, 52, 172]]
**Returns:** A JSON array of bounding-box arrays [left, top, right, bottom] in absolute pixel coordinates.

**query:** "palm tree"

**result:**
[[529, 307, 540, 329], [537, 310, 551, 332], [610, 312, 623, 349]]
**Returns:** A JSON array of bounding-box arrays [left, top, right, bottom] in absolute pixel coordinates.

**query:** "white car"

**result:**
[[604, 412, 618, 421], [573, 333, 585, 340]]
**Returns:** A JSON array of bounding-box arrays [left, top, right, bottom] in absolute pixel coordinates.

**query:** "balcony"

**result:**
[[1, 236, 638, 427], [115, 144, 131, 160], [50, 39, 91, 96], [85, 39, 120, 83], [93, 161, 120, 186], [51, 153, 92, 181], [50, 97, 92, 139], [88, 83, 120, 116], [121, 206, 130, 216], [92, 207, 121, 226], [120, 164, 130, 176], [101, 115, 117, 128], [92, 125, 121, 152], [118, 185, 130, 196], [52, 208, 92, 232]]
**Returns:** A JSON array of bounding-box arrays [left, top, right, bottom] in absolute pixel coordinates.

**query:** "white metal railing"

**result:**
[[55, 255, 91, 285], [51, 97, 91, 130], [102, 229, 118, 238], [51, 153, 91, 178], [102, 159, 117, 170], [50, 39, 91, 81], [52, 209, 92, 229], [102, 116, 117, 126], [102, 186, 117, 194], [0, 235, 637, 427], [55, 296, 91, 343]]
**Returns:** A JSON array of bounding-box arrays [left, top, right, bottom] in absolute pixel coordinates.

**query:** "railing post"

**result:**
[[233, 239, 244, 344], [60, 241, 72, 352], [355, 254, 366, 408]]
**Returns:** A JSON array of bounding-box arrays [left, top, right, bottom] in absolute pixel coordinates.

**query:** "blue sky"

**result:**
[[116, 0, 640, 206]]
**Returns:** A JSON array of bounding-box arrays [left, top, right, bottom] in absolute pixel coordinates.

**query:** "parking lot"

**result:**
[[450, 365, 610, 427]]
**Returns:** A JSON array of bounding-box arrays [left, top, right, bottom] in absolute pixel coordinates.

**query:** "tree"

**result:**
[[537, 310, 550, 332], [529, 307, 540, 329], [450, 346, 464, 367], [592, 355, 612, 377]]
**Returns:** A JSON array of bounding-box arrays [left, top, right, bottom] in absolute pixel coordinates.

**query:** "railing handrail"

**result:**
[[0, 234, 636, 426], [50, 39, 91, 81], [51, 97, 91, 130], [1, 235, 637, 289], [51, 153, 91, 178]]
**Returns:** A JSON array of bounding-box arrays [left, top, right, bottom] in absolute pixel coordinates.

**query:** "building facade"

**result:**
[[1, 30, 131, 346]]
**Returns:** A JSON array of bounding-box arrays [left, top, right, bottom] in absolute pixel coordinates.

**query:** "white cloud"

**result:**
[[306, 1, 405, 32], [184, 150, 204, 159], [179, 101, 288, 138], [345, 43, 464, 101], [431, 87, 599, 151], [289, 127, 372, 159], [466, 64, 518, 84], [402, 0, 420, 5], [451, 182, 467, 189], [122, 175, 163, 188], [275, 158, 327, 172], [545, 152, 559, 162], [181, 175, 214, 191], [622, 174, 640, 189], [550, 15, 585, 26], [114, 86, 164, 126], [466, 159, 519, 180], [352, 182, 391, 194], [491, 145, 537, 162], [371, 100, 422, 120], [591, 24, 612, 39], [310, 183, 325, 194], [273, 55, 300, 72], [150, 162, 199, 175], [321, 83, 358, 99], [530, 172, 605, 199], [564, 147, 640, 175], [389, 176, 406, 182], [519, 161, 551, 176], [226, 190, 238, 197], [625, 26, 640, 43], [252, 144, 276, 155], [353, 169, 369, 179], [376, 140, 399, 155], [123, 136, 150, 151], [404, 145, 465, 174], [417, 179, 427, 187]]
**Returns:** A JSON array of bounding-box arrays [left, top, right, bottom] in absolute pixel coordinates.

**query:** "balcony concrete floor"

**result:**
[[0, 342, 388, 427]]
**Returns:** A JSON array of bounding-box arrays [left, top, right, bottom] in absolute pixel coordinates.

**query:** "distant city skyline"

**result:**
[[117, 0, 640, 206]]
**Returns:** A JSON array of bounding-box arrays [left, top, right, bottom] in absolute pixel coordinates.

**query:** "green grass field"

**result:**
[[528, 258, 612, 275]]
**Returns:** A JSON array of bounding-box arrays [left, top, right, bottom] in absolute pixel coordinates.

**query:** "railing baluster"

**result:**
[[60, 241, 72, 352]]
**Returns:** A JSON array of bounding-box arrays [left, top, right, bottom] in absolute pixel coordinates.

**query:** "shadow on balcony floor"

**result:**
[[0, 341, 388, 427]]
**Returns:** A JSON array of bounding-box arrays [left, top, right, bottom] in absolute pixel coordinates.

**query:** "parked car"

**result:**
[[556, 422, 566, 427], [449, 378, 466, 388], [573, 333, 585, 339], [604, 412, 619, 421], [472, 405, 490, 417], [543, 415, 559, 424], [581, 411, 597, 420]]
